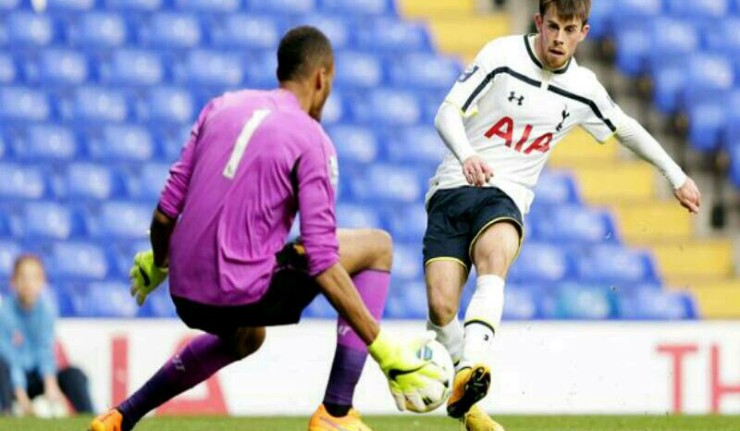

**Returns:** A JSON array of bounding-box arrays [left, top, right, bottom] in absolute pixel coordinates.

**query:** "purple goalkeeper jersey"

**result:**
[[158, 89, 340, 306]]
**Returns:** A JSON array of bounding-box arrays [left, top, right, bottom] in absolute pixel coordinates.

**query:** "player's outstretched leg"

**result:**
[[308, 229, 391, 431], [89, 328, 264, 431]]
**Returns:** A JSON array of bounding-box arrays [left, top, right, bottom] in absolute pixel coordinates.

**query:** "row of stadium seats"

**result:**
[[20, 278, 694, 320], [0, 238, 654, 285], [0, 0, 398, 15], [0, 86, 449, 126], [590, 0, 740, 186], [0, 202, 616, 248], [0, 12, 430, 52], [0, 49, 460, 90]]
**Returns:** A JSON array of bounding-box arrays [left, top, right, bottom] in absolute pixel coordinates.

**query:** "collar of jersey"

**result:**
[[524, 34, 571, 75]]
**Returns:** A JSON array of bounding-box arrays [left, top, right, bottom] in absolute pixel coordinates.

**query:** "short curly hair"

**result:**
[[276, 26, 333, 82], [539, 0, 591, 25]]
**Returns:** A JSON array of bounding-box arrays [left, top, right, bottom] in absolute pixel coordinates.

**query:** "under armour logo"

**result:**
[[556, 107, 570, 132], [508, 91, 524, 106]]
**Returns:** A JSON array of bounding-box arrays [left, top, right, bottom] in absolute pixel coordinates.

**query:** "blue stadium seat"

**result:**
[[321, 90, 347, 124], [532, 170, 579, 205], [728, 141, 740, 186], [547, 283, 614, 320], [172, 0, 241, 13], [327, 124, 380, 164], [0, 241, 21, 278], [349, 164, 423, 203], [21, 202, 84, 240], [704, 18, 740, 74], [129, 162, 169, 200], [503, 285, 541, 320], [0, 164, 47, 200], [71, 87, 129, 123], [297, 15, 351, 50], [64, 163, 126, 200], [100, 50, 164, 86], [616, 287, 697, 320], [93, 202, 151, 239], [12, 124, 78, 161], [0, 87, 51, 122], [6, 12, 54, 47], [384, 280, 427, 319], [351, 88, 422, 126], [509, 242, 571, 284], [0, 210, 11, 237], [47, 242, 109, 281], [138, 13, 202, 49], [392, 242, 423, 280], [614, 27, 651, 76], [388, 53, 461, 90], [140, 87, 194, 124], [0, 0, 20, 11], [246, 0, 316, 15], [243, 50, 279, 89], [86, 282, 139, 318], [157, 125, 191, 160], [103, 0, 162, 11], [335, 51, 384, 89], [67, 13, 127, 49], [586, 0, 614, 39], [209, 15, 283, 49], [46, 0, 96, 12], [176, 50, 244, 88], [0, 53, 18, 84], [320, 0, 394, 16], [385, 125, 448, 168], [682, 54, 734, 108], [647, 18, 699, 73], [613, 0, 663, 29], [665, 0, 728, 27], [32, 49, 88, 86], [86, 125, 156, 162], [356, 18, 431, 52], [336, 203, 384, 229], [386, 204, 426, 242], [575, 245, 657, 284], [652, 63, 686, 114], [688, 102, 725, 153], [531, 205, 617, 244]]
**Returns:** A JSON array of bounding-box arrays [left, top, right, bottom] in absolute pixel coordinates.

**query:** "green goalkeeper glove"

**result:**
[[368, 330, 447, 412], [129, 251, 168, 306]]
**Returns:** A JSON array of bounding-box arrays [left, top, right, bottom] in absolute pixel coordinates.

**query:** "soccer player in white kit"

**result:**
[[423, 1, 702, 429]]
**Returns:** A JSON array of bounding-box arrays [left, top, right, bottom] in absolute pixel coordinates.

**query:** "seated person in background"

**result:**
[[0, 254, 93, 416]]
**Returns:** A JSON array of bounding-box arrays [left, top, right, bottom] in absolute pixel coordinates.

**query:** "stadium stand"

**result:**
[[0, 0, 720, 320]]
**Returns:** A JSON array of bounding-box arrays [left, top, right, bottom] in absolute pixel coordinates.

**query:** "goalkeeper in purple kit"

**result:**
[[88, 26, 446, 431]]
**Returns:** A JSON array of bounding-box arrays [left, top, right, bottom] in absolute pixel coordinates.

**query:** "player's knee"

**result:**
[[232, 327, 266, 358], [369, 229, 393, 271], [427, 289, 458, 326]]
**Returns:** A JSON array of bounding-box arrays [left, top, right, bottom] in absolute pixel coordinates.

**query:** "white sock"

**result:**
[[426, 318, 464, 366], [461, 274, 505, 369]]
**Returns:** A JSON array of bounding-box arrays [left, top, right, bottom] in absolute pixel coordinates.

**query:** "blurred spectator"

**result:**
[[0, 254, 93, 416]]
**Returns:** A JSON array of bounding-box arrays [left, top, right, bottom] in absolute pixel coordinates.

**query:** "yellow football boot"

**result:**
[[447, 364, 491, 418], [308, 404, 373, 431]]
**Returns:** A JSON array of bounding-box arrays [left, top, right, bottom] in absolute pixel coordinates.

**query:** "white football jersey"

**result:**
[[428, 34, 627, 214]]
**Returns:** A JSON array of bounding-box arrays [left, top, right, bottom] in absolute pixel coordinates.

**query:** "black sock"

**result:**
[[324, 402, 351, 417]]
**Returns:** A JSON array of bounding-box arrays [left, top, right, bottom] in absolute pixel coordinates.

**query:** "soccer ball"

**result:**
[[405, 339, 454, 413]]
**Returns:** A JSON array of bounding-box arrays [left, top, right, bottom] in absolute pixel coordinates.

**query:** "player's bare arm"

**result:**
[[150, 208, 177, 268], [435, 102, 493, 187]]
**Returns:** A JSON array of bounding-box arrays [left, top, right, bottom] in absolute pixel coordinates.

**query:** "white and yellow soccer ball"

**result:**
[[405, 339, 454, 413]]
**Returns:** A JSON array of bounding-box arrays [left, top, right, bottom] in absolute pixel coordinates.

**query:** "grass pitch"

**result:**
[[2, 415, 739, 431]]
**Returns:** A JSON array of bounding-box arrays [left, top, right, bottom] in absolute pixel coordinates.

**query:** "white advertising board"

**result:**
[[56, 320, 740, 415]]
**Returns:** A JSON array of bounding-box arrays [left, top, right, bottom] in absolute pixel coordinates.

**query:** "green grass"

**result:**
[[2, 415, 739, 431]]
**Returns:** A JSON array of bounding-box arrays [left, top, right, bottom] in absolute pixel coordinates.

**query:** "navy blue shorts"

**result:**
[[423, 187, 523, 271], [172, 242, 320, 336]]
